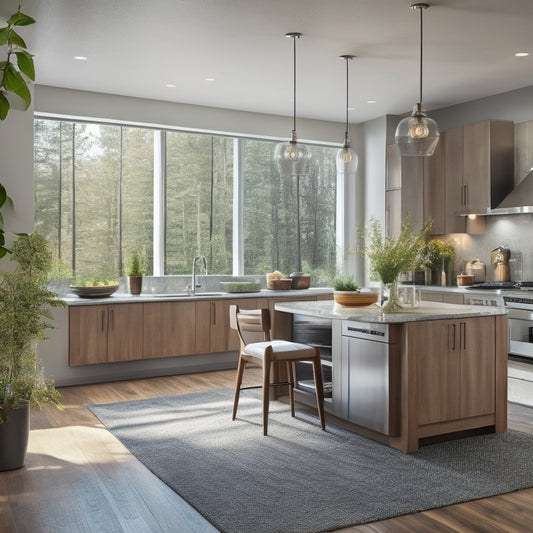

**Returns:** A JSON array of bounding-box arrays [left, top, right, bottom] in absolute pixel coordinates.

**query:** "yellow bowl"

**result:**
[[333, 291, 378, 306]]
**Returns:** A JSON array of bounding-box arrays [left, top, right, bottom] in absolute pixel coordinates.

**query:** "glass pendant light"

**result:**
[[336, 54, 358, 174], [395, 3, 439, 157], [274, 32, 311, 176]]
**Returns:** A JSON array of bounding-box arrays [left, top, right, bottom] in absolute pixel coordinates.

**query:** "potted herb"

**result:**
[[356, 217, 430, 312], [0, 233, 65, 470], [126, 249, 145, 295]]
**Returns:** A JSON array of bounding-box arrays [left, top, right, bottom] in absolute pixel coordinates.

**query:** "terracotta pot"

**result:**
[[0, 403, 30, 471], [128, 276, 143, 295]]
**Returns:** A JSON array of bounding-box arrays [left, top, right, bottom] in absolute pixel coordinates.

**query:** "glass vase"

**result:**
[[382, 279, 402, 313]]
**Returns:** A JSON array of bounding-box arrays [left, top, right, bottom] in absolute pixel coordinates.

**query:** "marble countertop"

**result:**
[[61, 287, 333, 306], [274, 299, 507, 323]]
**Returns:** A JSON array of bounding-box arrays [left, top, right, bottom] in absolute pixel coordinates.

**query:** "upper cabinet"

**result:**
[[387, 119, 515, 237], [385, 144, 425, 238], [446, 120, 514, 218]]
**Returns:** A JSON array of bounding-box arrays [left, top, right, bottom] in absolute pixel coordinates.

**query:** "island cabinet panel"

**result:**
[[408, 316, 496, 427], [142, 301, 198, 358], [69, 304, 143, 366], [209, 298, 265, 353]]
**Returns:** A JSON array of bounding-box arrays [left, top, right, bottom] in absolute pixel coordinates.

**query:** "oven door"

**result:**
[[508, 308, 533, 359]]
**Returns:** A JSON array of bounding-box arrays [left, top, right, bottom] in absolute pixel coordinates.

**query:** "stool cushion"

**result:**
[[244, 340, 316, 361]]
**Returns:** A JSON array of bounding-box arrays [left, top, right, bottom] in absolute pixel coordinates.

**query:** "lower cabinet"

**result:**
[[143, 301, 205, 359], [209, 298, 265, 353], [69, 304, 144, 365], [408, 316, 496, 426]]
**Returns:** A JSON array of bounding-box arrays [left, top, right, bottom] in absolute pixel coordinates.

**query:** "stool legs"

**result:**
[[312, 351, 326, 431], [262, 357, 272, 436], [232, 356, 246, 421]]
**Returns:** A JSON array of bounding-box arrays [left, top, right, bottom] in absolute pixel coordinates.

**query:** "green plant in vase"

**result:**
[[355, 217, 431, 312]]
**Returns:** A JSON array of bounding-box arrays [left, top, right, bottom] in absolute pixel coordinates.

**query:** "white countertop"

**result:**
[[274, 299, 507, 323], [61, 287, 333, 306]]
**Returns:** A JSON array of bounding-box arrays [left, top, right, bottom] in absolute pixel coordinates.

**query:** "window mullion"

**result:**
[[153, 130, 166, 275]]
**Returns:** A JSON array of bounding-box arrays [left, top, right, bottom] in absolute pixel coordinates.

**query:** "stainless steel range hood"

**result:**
[[488, 170, 533, 215]]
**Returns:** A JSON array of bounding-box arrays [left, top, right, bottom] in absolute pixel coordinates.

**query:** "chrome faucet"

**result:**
[[192, 255, 207, 295]]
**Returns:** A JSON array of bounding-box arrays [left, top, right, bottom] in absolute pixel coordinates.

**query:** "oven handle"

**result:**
[[506, 308, 533, 321]]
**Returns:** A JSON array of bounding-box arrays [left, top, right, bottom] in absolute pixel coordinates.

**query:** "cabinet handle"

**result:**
[[101, 310, 106, 332], [448, 323, 456, 350], [212, 302, 216, 325], [110, 309, 114, 331], [464, 185, 468, 206], [460, 322, 466, 350]]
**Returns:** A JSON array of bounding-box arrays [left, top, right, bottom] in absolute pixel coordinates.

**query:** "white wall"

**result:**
[[0, 94, 35, 235], [35, 85, 362, 146]]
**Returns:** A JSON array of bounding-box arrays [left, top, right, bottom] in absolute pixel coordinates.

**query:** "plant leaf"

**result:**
[[8, 29, 27, 49], [0, 27, 9, 46], [14, 51, 35, 81], [0, 91, 10, 120], [8, 11, 36, 27], [0, 184, 6, 209], [3, 64, 31, 107]]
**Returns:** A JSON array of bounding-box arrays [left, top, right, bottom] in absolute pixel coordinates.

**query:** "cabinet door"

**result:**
[[412, 320, 461, 425], [463, 121, 491, 213], [460, 316, 495, 418], [424, 131, 450, 234], [107, 304, 144, 362], [444, 127, 466, 232], [69, 305, 108, 366], [143, 301, 198, 358], [209, 298, 261, 353]]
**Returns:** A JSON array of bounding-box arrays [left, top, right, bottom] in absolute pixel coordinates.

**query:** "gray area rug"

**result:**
[[88, 388, 533, 533]]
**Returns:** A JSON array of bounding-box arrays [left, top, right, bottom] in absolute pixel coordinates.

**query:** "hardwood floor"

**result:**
[[3, 369, 533, 532]]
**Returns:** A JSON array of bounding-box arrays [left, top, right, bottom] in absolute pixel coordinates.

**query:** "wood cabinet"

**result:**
[[385, 138, 447, 238], [446, 120, 514, 220], [385, 144, 425, 238], [143, 301, 205, 359], [209, 297, 267, 353], [69, 304, 144, 365], [406, 316, 500, 433]]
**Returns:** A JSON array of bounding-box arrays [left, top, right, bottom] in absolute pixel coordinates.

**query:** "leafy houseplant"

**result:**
[[0, 233, 65, 470], [356, 217, 431, 312], [126, 249, 145, 295], [0, 8, 36, 120], [332, 276, 360, 292]]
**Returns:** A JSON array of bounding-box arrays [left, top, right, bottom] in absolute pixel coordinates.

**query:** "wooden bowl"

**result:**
[[333, 291, 378, 306], [267, 278, 292, 290]]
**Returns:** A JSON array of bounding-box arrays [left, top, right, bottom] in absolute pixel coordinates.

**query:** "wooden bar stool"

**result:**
[[229, 304, 325, 436]]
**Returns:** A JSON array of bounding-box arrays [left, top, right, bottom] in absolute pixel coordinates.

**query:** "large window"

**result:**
[[34, 119, 338, 283]]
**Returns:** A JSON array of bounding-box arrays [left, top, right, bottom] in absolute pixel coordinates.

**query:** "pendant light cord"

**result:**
[[418, 5, 424, 104], [345, 58, 349, 138], [292, 34, 297, 132]]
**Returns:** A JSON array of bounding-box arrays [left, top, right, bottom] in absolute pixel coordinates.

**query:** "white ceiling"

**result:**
[[7, 0, 533, 123]]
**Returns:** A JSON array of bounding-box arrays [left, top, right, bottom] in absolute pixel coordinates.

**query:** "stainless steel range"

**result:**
[[465, 282, 533, 360]]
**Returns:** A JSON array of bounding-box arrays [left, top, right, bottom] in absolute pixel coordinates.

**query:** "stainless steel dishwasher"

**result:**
[[341, 320, 396, 435]]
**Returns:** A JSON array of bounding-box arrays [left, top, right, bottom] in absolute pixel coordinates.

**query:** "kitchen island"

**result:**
[[275, 300, 508, 452]]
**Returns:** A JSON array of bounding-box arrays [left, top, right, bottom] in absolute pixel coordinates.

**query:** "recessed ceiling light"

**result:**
[[515, 52, 529, 57], [73, 55, 88, 61], [165, 83, 176, 88], [204, 77, 216, 82], [367, 100, 377, 104]]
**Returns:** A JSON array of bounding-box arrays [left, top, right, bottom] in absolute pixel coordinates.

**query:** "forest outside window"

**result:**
[[34, 118, 338, 284]]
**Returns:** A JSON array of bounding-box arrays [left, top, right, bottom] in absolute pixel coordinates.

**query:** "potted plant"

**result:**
[[0, 8, 36, 121], [356, 217, 431, 313], [0, 233, 65, 470], [126, 248, 145, 295]]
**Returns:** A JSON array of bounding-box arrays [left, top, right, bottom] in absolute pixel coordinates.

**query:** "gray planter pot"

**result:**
[[0, 403, 30, 471]]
